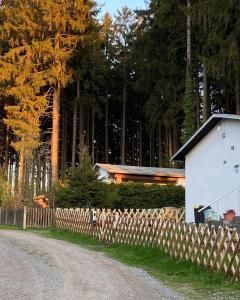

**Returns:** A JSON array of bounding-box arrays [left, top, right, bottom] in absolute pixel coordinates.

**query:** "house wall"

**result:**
[[186, 119, 240, 223]]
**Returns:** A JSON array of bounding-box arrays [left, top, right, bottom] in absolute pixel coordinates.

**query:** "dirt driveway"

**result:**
[[0, 230, 184, 300]]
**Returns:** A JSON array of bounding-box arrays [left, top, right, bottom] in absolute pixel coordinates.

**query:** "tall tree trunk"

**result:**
[[158, 123, 163, 167], [132, 127, 135, 165], [172, 119, 178, 155], [61, 112, 67, 180], [139, 120, 143, 166], [149, 128, 154, 167], [8, 158, 13, 191], [18, 146, 25, 205], [24, 159, 30, 189], [71, 95, 78, 167], [187, 0, 192, 65], [203, 59, 210, 122], [42, 160, 46, 193], [195, 71, 201, 128], [236, 66, 240, 115], [105, 90, 109, 163], [95, 142, 99, 164], [91, 109, 95, 164], [31, 161, 35, 198], [91, 64, 95, 164], [168, 126, 173, 166], [121, 73, 127, 165], [36, 160, 41, 195], [51, 83, 60, 183], [78, 78, 84, 162], [4, 127, 9, 177], [86, 109, 90, 148], [14, 156, 19, 196], [48, 163, 52, 193]]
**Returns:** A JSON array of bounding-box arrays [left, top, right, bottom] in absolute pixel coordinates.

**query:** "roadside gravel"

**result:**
[[0, 230, 184, 300]]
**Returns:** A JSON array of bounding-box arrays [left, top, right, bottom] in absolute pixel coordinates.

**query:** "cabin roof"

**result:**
[[94, 163, 185, 178], [172, 114, 240, 162]]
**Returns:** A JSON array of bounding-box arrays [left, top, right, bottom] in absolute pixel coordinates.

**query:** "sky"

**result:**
[[99, 0, 147, 15]]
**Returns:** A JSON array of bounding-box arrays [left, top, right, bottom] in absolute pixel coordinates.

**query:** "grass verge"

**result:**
[[0, 225, 21, 230], [30, 228, 240, 300]]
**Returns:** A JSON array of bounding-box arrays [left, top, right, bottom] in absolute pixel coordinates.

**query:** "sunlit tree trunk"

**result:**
[[14, 156, 19, 196], [61, 112, 67, 179], [51, 83, 60, 183], [71, 95, 78, 167], [18, 145, 25, 205], [4, 127, 10, 177]]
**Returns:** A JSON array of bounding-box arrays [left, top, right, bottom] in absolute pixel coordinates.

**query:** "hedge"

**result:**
[[56, 181, 184, 209]]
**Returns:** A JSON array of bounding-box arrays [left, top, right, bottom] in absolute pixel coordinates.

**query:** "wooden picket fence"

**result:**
[[55, 208, 240, 281], [0, 207, 25, 227], [0, 207, 55, 229], [26, 208, 55, 228], [2, 206, 240, 281]]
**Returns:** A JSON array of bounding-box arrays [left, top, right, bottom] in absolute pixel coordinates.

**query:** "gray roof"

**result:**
[[94, 163, 185, 178], [172, 114, 240, 161]]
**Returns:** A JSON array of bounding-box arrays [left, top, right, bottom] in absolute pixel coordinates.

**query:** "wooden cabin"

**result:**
[[94, 164, 185, 186]]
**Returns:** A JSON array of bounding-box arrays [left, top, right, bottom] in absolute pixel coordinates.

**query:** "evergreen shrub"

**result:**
[[55, 167, 185, 209]]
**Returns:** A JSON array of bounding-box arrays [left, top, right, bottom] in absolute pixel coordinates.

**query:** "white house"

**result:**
[[94, 163, 185, 186], [172, 114, 240, 223]]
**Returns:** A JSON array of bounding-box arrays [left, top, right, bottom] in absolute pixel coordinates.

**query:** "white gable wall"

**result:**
[[186, 119, 240, 223]]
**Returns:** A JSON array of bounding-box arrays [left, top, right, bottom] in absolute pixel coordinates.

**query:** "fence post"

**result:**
[[5, 209, 8, 225], [13, 207, 16, 226], [23, 206, 27, 229], [0, 207, 1, 224]]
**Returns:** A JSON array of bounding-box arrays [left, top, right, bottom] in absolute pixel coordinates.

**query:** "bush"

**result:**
[[55, 166, 185, 209], [114, 183, 185, 209], [55, 167, 116, 208]]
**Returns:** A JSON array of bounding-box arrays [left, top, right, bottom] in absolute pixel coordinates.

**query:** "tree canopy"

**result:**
[[0, 0, 239, 205]]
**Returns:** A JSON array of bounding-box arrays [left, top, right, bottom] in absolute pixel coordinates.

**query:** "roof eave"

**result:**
[[171, 114, 236, 161]]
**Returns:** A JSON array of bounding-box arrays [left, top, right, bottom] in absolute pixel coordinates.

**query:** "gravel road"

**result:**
[[0, 230, 184, 300]]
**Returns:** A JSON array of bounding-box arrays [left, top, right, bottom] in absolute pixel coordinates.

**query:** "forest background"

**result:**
[[0, 0, 239, 207]]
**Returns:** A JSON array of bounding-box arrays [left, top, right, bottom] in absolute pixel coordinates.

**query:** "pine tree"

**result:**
[[38, 0, 96, 182], [0, 2, 48, 200], [182, 0, 196, 143], [113, 7, 135, 165], [0, 0, 97, 185], [182, 64, 195, 143]]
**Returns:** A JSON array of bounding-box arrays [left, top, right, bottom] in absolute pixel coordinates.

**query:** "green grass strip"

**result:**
[[29, 228, 240, 299]]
